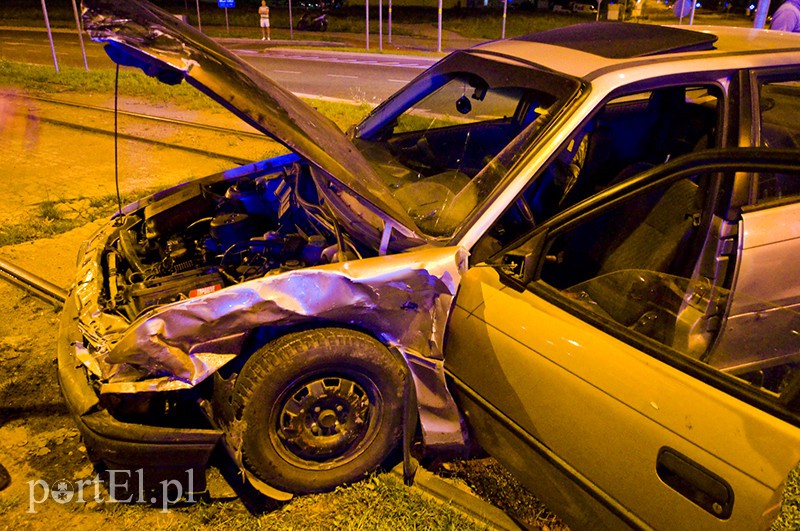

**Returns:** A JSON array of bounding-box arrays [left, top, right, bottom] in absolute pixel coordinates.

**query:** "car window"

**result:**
[[473, 85, 720, 261], [392, 82, 524, 134], [523, 169, 800, 411], [759, 80, 800, 151], [538, 176, 713, 353], [352, 52, 580, 239], [757, 80, 800, 202], [714, 183, 800, 400]]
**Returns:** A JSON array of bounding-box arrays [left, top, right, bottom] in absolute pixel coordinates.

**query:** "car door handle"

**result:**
[[656, 447, 734, 519]]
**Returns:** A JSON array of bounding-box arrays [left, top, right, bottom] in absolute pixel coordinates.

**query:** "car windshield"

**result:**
[[352, 52, 581, 238]]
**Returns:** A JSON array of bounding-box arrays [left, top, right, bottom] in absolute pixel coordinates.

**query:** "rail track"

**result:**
[[0, 94, 271, 301], [12, 94, 273, 165], [0, 257, 67, 306]]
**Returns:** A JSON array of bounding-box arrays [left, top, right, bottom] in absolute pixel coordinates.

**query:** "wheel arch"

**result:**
[[216, 321, 469, 472]]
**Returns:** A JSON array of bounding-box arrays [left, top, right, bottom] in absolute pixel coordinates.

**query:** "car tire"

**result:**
[[232, 328, 406, 494]]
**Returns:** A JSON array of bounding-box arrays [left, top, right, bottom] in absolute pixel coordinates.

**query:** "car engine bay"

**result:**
[[101, 163, 363, 322]]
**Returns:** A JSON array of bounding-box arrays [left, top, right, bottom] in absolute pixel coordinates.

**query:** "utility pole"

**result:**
[[40, 0, 59, 73], [754, 0, 771, 28], [70, 0, 89, 71], [196, 0, 202, 31], [437, 0, 442, 53], [502, 0, 507, 39]]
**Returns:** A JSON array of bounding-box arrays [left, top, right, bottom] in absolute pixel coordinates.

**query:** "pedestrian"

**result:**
[[259, 0, 271, 41], [771, 0, 800, 32]]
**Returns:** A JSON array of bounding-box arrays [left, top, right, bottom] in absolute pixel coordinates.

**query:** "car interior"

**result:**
[[479, 84, 721, 257]]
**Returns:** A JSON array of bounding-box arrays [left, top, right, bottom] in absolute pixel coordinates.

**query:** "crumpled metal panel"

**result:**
[[81, 0, 415, 230], [78, 247, 467, 394]]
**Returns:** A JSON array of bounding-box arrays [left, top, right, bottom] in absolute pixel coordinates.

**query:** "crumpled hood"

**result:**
[[81, 0, 415, 229]]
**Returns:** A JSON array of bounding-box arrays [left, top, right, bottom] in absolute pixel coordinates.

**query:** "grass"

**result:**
[[439, 459, 567, 530], [0, 0, 583, 40], [0, 59, 375, 248], [147, 5, 590, 40], [44, 472, 490, 530], [0, 495, 20, 517], [444, 10, 593, 39], [0, 192, 151, 247], [0, 60, 373, 126], [774, 465, 800, 530], [0, 60, 212, 110]]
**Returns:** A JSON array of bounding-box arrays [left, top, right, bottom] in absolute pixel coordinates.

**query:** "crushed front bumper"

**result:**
[[57, 292, 222, 496]]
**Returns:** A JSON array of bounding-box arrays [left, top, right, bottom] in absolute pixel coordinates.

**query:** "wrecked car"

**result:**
[[59, 0, 800, 527]]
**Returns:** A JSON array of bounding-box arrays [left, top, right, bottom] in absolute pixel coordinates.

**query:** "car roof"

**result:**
[[471, 22, 800, 79], [514, 22, 718, 58]]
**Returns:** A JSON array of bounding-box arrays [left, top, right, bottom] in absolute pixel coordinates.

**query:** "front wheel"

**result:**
[[232, 328, 406, 494]]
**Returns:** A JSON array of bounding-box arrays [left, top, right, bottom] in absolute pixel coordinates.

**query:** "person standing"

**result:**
[[259, 0, 271, 40], [771, 0, 800, 32]]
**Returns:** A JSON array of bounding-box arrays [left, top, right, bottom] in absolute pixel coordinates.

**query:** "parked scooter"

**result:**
[[296, 10, 328, 31]]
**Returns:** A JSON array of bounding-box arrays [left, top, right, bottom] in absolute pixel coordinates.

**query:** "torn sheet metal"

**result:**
[[75, 246, 467, 394]]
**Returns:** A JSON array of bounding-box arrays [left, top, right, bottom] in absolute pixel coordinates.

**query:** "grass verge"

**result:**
[[0, 193, 153, 248], [30, 472, 491, 530], [0, 60, 373, 128], [0, 60, 212, 110], [0, 60, 375, 248]]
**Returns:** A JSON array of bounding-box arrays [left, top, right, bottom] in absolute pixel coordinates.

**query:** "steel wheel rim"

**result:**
[[270, 372, 382, 468]]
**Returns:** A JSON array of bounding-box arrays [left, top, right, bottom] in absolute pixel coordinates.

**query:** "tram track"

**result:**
[[26, 94, 266, 140], [11, 94, 271, 165]]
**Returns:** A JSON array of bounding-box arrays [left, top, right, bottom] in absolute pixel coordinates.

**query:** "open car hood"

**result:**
[[81, 0, 416, 231]]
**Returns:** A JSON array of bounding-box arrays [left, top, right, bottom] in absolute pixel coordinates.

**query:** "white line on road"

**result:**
[[273, 69, 302, 74], [387, 79, 409, 83], [327, 74, 359, 79]]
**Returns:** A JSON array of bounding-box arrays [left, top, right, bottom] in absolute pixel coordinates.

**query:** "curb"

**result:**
[[391, 463, 522, 530]]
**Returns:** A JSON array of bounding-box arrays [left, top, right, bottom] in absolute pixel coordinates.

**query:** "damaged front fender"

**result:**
[[77, 245, 467, 389]]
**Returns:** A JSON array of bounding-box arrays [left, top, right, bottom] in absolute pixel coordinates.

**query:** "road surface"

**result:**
[[0, 27, 437, 102]]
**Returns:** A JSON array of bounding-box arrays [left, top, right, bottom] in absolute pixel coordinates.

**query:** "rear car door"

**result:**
[[445, 153, 800, 530]]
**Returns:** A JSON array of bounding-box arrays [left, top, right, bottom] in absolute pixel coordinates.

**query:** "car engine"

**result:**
[[102, 166, 345, 321]]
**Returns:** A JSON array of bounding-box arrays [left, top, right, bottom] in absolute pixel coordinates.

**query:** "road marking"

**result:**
[[327, 74, 358, 79], [387, 79, 408, 83], [273, 69, 302, 74]]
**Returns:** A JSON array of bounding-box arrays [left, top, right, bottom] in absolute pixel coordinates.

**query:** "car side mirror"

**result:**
[[494, 231, 548, 288]]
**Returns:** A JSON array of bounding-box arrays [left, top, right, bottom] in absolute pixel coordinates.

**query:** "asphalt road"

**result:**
[[0, 27, 437, 103], [236, 48, 434, 102]]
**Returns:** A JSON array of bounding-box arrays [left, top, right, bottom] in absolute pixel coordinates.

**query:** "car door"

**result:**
[[445, 152, 800, 530]]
